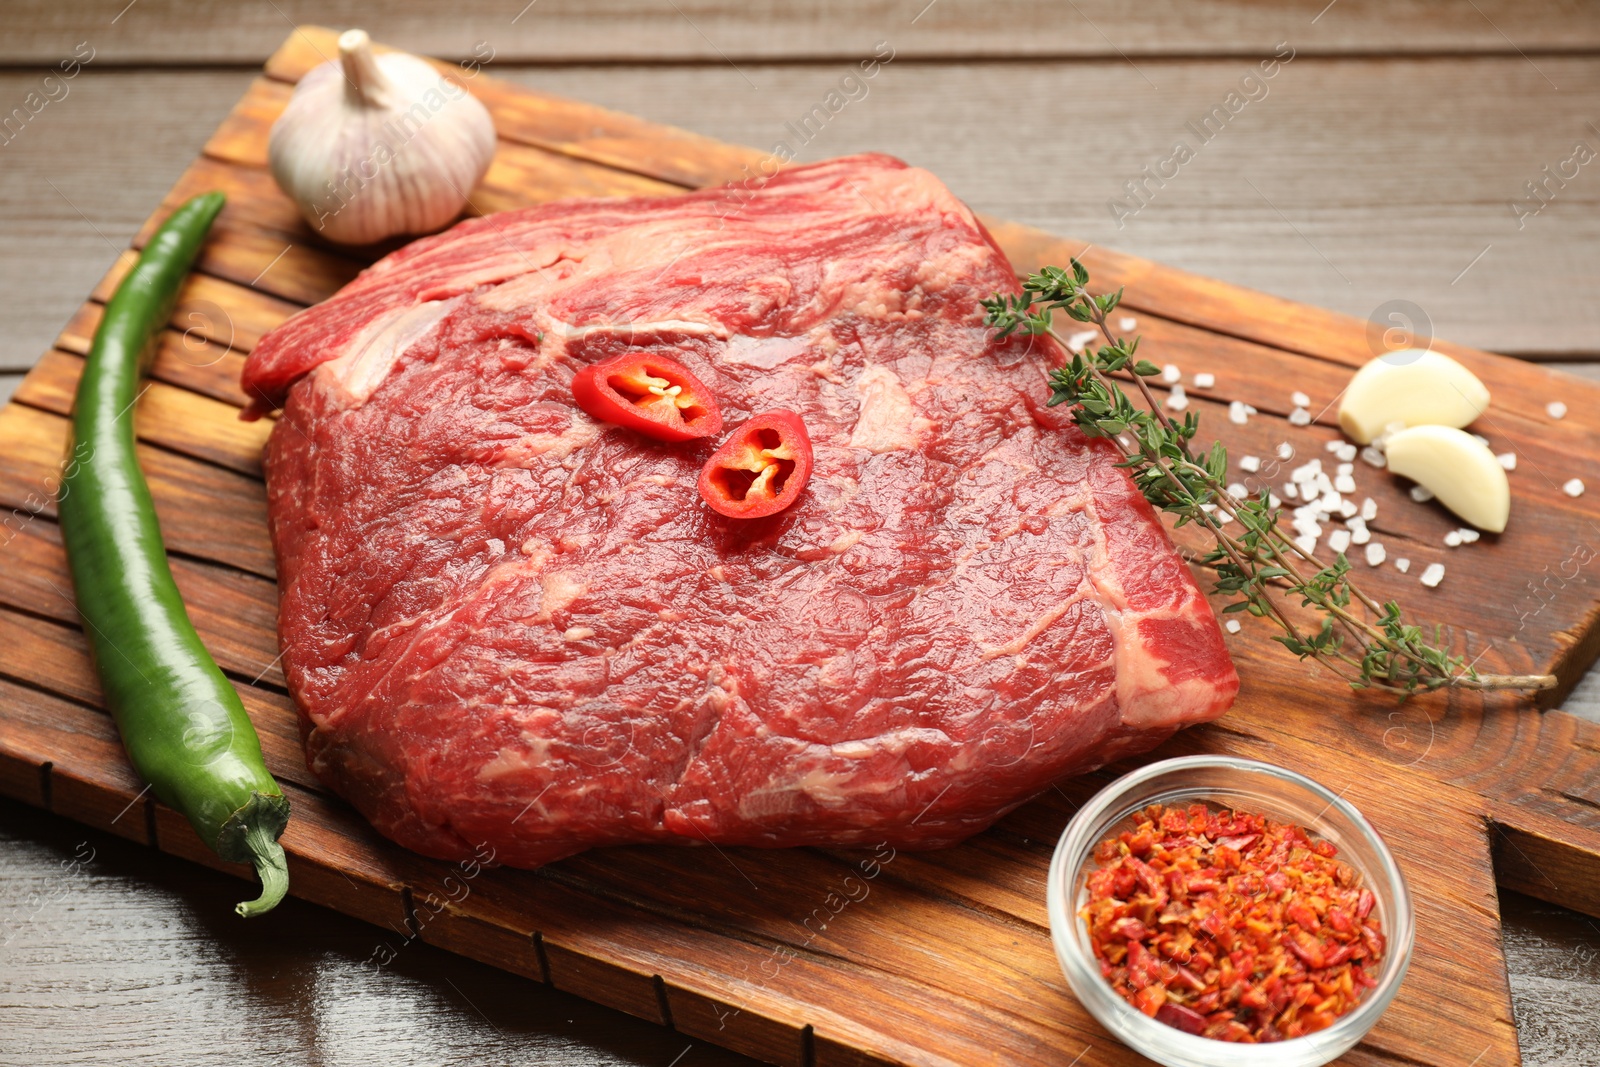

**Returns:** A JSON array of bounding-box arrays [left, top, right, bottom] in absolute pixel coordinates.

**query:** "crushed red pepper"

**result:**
[[1081, 803, 1384, 1043]]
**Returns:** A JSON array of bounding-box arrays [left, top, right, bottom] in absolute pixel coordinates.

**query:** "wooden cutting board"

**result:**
[[3, 26, 1600, 1067]]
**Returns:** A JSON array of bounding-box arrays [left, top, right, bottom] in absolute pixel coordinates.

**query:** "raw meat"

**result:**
[[244, 154, 1238, 868]]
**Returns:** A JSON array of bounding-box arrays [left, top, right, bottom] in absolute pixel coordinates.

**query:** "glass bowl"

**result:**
[[1047, 755, 1414, 1067]]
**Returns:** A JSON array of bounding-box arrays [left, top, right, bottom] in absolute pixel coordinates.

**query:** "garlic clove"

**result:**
[[1336, 349, 1490, 445], [1384, 424, 1510, 532], [268, 28, 497, 246]]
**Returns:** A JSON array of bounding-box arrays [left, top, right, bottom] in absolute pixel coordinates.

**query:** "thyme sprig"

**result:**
[[982, 260, 1556, 696]]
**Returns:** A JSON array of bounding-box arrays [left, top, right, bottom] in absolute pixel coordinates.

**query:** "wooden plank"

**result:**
[[4, 1, 1598, 64], [0, 606, 311, 791], [9, 56, 1600, 361], [0, 516, 282, 686], [13, 349, 271, 477], [0, 70, 254, 376], [0, 401, 275, 578]]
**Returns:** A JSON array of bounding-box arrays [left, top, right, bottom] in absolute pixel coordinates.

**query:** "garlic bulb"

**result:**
[[268, 29, 496, 245]]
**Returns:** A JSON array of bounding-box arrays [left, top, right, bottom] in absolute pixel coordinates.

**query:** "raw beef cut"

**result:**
[[244, 153, 1238, 868]]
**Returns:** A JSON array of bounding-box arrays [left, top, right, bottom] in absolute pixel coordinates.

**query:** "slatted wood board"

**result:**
[[3, 27, 1600, 1067]]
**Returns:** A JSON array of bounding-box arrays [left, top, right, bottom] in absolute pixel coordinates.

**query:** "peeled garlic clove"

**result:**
[[1336, 349, 1490, 445], [268, 29, 497, 245], [1384, 425, 1510, 532]]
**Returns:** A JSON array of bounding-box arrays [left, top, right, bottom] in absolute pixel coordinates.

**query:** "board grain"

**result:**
[[3, 26, 1600, 1067]]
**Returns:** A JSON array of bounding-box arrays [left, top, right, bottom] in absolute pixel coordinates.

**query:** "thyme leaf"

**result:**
[[982, 260, 1556, 697]]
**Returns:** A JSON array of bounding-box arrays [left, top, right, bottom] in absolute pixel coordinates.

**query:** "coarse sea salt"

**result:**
[[1325, 439, 1343, 454], [1289, 407, 1311, 426], [1444, 531, 1462, 547], [1276, 442, 1295, 461], [1335, 474, 1357, 494], [1365, 542, 1386, 566], [1458, 528, 1481, 544], [1294, 534, 1318, 555], [1227, 482, 1249, 498], [1420, 562, 1446, 588], [1166, 385, 1190, 412], [1548, 401, 1568, 420], [1239, 455, 1261, 474], [1194, 372, 1216, 389], [1395, 558, 1411, 574], [1328, 529, 1352, 553], [1282, 482, 1299, 500], [1349, 523, 1371, 545], [1565, 478, 1586, 497], [1292, 390, 1311, 408], [1229, 400, 1255, 425], [1360, 447, 1387, 469], [1361, 497, 1377, 521], [1161, 363, 1182, 383], [1497, 452, 1517, 471], [1067, 329, 1099, 353], [1225, 619, 1242, 634], [1335, 443, 1358, 462], [1409, 485, 1435, 503], [1119, 316, 1138, 332]]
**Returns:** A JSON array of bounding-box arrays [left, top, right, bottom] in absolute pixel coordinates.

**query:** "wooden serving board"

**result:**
[[4, 27, 1600, 1067]]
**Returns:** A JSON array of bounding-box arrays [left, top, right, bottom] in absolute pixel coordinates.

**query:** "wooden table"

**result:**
[[2, 4, 1599, 1064]]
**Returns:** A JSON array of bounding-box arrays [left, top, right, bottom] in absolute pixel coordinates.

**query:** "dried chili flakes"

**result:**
[[1081, 803, 1384, 1043]]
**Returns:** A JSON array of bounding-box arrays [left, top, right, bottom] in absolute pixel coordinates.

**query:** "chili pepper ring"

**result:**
[[58, 191, 292, 918]]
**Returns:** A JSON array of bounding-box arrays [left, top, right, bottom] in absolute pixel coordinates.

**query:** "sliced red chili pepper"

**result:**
[[571, 352, 722, 443], [698, 410, 814, 519]]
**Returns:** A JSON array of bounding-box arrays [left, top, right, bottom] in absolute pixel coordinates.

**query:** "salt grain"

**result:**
[[1349, 524, 1371, 546], [1335, 474, 1357, 494], [1335, 443, 1358, 462], [1119, 316, 1138, 332], [1276, 442, 1295, 461], [1292, 390, 1311, 408], [1165, 386, 1190, 412], [1289, 407, 1311, 426], [1282, 482, 1299, 500], [1395, 558, 1411, 574], [1239, 455, 1262, 474], [1420, 562, 1446, 588], [1294, 534, 1318, 555], [1497, 452, 1517, 471], [1227, 482, 1249, 499], [1225, 619, 1242, 634], [1365, 542, 1386, 567], [1564, 478, 1586, 497], [1339, 500, 1359, 520], [1328, 529, 1353, 553], [1067, 330, 1099, 354], [1229, 400, 1255, 425], [1361, 497, 1378, 521], [1444, 531, 1462, 547], [1360, 447, 1387, 468], [1409, 485, 1435, 503], [1161, 363, 1182, 383], [1194, 372, 1216, 389], [1292, 460, 1323, 485], [1458, 528, 1481, 544], [1471, 433, 1490, 448], [1548, 401, 1568, 420]]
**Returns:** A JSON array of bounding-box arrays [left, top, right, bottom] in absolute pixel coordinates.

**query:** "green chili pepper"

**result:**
[[58, 191, 291, 917]]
